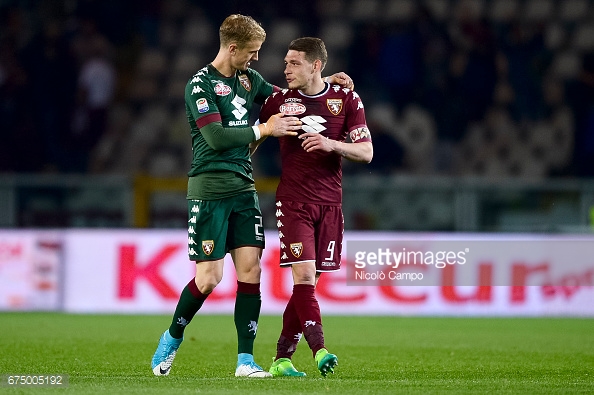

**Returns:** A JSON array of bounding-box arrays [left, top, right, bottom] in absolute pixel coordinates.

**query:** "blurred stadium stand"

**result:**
[[2, 0, 594, 231]]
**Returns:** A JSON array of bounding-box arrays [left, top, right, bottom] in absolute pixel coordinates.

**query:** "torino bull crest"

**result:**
[[290, 242, 303, 258], [202, 240, 214, 255], [326, 99, 343, 115]]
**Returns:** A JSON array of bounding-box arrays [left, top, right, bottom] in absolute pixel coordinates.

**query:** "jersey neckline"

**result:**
[[297, 82, 330, 98]]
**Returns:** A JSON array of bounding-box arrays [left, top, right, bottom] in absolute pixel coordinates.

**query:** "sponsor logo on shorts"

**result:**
[[238, 74, 251, 91], [327, 99, 343, 115], [290, 242, 303, 258], [321, 261, 335, 267], [197, 98, 209, 113], [202, 240, 214, 255]]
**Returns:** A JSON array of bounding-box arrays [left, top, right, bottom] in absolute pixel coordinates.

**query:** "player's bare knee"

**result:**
[[292, 262, 317, 285], [295, 274, 316, 284], [194, 275, 221, 294], [237, 262, 261, 283]]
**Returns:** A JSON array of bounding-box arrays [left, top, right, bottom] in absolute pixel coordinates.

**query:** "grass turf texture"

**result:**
[[0, 313, 592, 394]]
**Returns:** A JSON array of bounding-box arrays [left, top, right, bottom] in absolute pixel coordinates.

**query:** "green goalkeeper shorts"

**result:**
[[187, 191, 265, 262]]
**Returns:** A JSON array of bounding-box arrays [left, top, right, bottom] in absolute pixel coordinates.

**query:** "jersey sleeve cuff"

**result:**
[[252, 125, 261, 140]]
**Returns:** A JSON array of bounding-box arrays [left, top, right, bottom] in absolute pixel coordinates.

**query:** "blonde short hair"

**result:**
[[219, 14, 266, 48]]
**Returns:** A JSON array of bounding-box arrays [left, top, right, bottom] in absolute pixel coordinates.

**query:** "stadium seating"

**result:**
[[106, 0, 594, 180]]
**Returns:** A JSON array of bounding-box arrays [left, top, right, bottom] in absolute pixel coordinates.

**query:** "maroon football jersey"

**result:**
[[259, 83, 371, 204]]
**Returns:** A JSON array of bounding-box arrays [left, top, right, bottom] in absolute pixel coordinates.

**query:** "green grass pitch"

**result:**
[[0, 313, 592, 394]]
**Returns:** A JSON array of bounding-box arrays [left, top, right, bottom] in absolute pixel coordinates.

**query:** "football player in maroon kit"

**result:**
[[256, 37, 373, 377]]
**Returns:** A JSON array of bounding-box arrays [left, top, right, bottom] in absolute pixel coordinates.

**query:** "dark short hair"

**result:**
[[288, 37, 328, 69]]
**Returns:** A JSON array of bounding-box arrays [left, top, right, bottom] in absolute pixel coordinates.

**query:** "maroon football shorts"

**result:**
[[276, 200, 343, 272]]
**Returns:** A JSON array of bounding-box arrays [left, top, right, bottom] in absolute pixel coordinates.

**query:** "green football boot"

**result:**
[[315, 348, 338, 377], [269, 358, 306, 377]]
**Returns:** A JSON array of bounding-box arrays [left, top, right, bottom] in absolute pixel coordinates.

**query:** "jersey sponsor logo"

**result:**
[[280, 102, 306, 115], [238, 74, 251, 91], [327, 99, 343, 115], [214, 82, 232, 96], [290, 242, 303, 258], [301, 115, 327, 133], [192, 85, 204, 94], [196, 98, 209, 113], [202, 240, 214, 255], [228, 120, 248, 126], [231, 95, 248, 120]]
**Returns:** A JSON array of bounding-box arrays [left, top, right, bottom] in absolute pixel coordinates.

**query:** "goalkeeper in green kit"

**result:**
[[151, 14, 354, 378]]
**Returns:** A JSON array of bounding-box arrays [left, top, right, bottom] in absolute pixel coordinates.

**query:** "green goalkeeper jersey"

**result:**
[[185, 64, 274, 200]]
